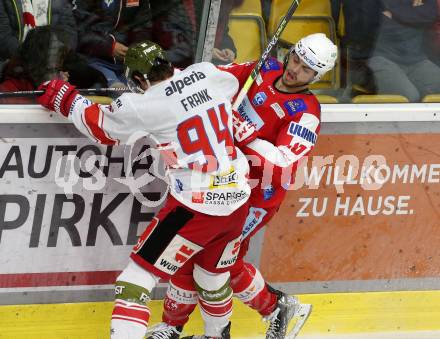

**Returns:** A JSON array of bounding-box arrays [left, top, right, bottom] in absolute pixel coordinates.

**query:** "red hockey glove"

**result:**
[[37, 80, 79, 117], [232, 110, 259, 147]]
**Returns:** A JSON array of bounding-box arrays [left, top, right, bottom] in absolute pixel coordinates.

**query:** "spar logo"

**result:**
[[204, 190, 248, 205], [192, 192, 205, 204]]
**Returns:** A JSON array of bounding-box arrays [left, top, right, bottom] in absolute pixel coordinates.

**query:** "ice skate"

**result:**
[[145, 322, 183, 339], [264, 287, 312, 339], [180, 321, 231, 339]]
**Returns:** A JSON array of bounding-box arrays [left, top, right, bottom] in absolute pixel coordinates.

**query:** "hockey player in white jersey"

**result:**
[[36, 41, 255, 339]]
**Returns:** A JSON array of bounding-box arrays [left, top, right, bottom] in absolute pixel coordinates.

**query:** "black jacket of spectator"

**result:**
[[151, 0, 200, 68], [73, 0, 152, 62], [331, 0, 383, 60], [0, 0, 77, 61], [374, 0, 438, 65]]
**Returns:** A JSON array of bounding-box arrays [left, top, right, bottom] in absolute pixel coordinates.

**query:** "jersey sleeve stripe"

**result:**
[[84, 104, 118, 145]]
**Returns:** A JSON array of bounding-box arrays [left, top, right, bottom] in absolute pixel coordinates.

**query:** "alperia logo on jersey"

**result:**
[[165, 71, 206, 96], [209, 167, 238, 189]]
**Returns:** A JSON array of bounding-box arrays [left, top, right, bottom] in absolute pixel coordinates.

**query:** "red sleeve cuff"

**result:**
[[110, 34, 116, 54]]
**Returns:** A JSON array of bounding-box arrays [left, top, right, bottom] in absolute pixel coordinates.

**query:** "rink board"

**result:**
[[260, 129, 440, 284], [1, 107, 440, 337], [1, 290, 440, 338], [2, 111, 440, 302]]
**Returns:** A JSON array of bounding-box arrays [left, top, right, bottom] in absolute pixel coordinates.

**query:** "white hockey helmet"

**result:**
[[288, 33, 338, 83]]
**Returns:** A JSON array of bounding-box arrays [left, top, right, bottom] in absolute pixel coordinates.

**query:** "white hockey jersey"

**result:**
[[67, 62, 250, 215]]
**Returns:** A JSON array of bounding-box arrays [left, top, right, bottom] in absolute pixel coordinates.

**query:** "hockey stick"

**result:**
[[232, 0, 302, 111], [0, 87, 128, 98]]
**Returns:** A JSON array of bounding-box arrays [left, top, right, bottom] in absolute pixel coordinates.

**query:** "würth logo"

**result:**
[[175, 245, 195, 264]]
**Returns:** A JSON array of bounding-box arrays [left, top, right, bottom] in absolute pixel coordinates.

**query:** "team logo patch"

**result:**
[[284, 99, 308, 116], [252, 92, 267, 106], [262, 58, 281, 72], [175, 179, 184, 193], [242, 207, 268, 240], [262, 185, 275, 200]]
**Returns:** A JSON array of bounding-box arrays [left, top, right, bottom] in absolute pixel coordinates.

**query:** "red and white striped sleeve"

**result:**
[[68, 94, 144, 145]]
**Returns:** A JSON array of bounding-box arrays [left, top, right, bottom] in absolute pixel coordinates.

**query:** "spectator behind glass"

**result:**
[[151, 0, 242, 68], [368, 0, 440, 102], [426, 0, 440, 66], [72, 0, 153, 88], [151, 0, 201, 69], [0, 26, 72, 104], [0, 0, 77, 63], [212, 0, 244, 65], [331, 0, 382, 93]]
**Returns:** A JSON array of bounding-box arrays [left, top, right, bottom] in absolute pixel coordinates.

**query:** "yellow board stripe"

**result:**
[[1, 291, 440, 338]]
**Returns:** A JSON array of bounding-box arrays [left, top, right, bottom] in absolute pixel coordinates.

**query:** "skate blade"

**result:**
[[144, 322, 165, 337], [286, 303, 312, 339]]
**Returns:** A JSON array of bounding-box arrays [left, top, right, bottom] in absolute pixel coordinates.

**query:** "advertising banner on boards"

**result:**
[[0, 137, 167, 289], [260, 133, 440, 283], [2, 130, 440, 294]]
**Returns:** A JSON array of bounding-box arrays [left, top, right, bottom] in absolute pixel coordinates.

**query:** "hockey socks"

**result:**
[[230, 262, 277, 316], [163, 274, 198, 326], [111, 260, 160, 339]]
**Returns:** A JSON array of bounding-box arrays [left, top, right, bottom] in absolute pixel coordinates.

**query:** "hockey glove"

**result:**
[[232, 110, 259, 147], [37, 80, 79, 117]]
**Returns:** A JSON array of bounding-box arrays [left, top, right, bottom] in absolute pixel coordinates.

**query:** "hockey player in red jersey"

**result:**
[[147, 33, 338, 339]]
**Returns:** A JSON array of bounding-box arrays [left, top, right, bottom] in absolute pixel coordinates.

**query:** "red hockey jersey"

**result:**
[[219, 58, 321, 208]]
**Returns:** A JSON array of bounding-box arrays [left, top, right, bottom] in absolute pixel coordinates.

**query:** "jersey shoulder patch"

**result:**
[[261, 57, 281, 73], [283, 98, 308, 116], [283, 94, 321, 117]]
